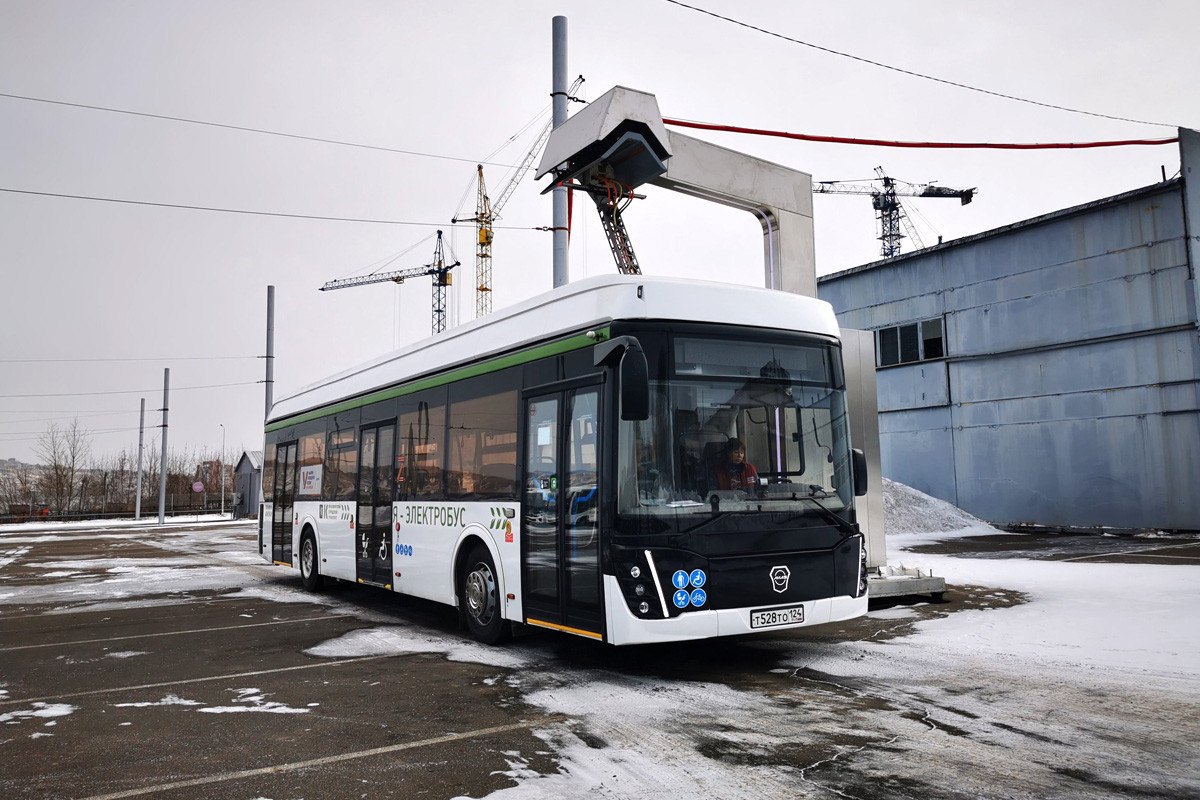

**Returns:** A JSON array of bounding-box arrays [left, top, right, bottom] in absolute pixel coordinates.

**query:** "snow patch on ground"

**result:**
[[305, 626, 530, 670], [863, 482, 1200, 688], [0, 564, 257, 606], [469, 675, 812, 799], [113, 695, 203, 708], [197, 688, 310, 715], [0, 703, 77, 725]]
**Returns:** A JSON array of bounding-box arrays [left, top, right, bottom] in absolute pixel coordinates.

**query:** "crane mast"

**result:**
[[473, 165, 494, 318], [319, 231, 460, 335]]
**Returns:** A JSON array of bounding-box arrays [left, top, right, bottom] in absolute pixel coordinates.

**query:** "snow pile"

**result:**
[[883, 477, 997, 536]]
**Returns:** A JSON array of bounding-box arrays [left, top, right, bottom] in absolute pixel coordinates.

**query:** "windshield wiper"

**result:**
[[797, 494, 859, 537]]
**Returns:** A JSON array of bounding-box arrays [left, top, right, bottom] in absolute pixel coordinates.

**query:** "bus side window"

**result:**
[[446, 370, 519, 500], [398, 391, 446, 500], [324, 426, 357, 501], [446, 389, 518, 498], [298, 431, 325, 499]]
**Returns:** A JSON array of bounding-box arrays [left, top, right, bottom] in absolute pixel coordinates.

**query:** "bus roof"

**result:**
[[268, 274, 839, 426]]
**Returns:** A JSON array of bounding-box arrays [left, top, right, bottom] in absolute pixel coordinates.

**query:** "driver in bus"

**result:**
[[712, 437, 758, 491]]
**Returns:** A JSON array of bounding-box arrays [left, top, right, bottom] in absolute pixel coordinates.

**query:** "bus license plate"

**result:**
[[750, 604, 805, 629]]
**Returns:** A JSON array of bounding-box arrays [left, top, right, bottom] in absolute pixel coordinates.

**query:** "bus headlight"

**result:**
[[638, 602, 650, 614], [858, 538, 869, 597], [634, 583, 645, 596], [630, 565, 641, 579]]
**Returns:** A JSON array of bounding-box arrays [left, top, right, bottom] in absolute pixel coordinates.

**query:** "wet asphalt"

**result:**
[[1, 522, 1196, 799]]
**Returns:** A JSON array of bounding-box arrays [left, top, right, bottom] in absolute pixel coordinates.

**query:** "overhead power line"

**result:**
[[661, 0, 1177, 128], [0, 380, 260, 399], [0, 91, 526, 170], [0, 355, 259, 364], [662, 118, 1180, 149], [0, 410, 138, 426], [0, 187, 539, 229], [0, 426, 138, 439]]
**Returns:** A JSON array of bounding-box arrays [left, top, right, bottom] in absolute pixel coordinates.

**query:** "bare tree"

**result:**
[[35, 419, 92, 516], [0, 462, 38, 516]]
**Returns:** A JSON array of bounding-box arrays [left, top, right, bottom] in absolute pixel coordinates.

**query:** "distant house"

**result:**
[[234, 451, 263, 519]]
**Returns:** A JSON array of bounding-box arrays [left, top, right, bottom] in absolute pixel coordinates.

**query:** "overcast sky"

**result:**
[[2, 0, 1196, 466]]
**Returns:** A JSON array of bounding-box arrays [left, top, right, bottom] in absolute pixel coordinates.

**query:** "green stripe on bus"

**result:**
[[265, 327, 610, 432]]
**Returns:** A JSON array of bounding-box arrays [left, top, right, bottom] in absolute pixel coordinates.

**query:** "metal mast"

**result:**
[[429, 231, 453, 334], [474, 166, 494, 317]]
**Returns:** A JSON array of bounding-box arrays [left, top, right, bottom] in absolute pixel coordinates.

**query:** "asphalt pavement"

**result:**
[[1, 521, 1196, 799]]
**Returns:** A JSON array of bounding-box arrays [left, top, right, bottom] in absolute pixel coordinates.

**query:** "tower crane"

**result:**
[[814, 167, 975, 258], [454, 75, 585, 319], [319, 231, 460, 335]]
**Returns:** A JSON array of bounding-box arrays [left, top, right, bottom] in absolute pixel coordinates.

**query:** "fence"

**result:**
[[1, 493, 244, 524]]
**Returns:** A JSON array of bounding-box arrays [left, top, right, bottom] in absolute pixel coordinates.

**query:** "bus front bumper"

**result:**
[[603, 575, 868, 646]]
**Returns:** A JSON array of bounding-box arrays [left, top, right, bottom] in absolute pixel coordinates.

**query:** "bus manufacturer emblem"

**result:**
[[770, 566, 791, 594]]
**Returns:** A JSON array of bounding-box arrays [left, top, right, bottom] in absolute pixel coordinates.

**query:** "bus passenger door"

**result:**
[[271, 442, 297, 566], [356, 424, 395, 587], [522, 386, 603, 639]]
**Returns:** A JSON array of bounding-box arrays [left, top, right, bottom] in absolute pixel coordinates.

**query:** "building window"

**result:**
[[877, 317, 945, 367]]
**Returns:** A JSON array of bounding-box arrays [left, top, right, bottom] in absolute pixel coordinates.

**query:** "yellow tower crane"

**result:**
[[454, 76, 584, 318]]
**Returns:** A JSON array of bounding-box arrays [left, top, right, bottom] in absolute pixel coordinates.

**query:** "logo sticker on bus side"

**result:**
[[489, 507, 514, 543]]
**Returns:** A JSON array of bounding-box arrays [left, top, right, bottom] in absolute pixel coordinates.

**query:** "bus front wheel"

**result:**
[[299, 530, 324, 592], [462, 544, 510, 645]]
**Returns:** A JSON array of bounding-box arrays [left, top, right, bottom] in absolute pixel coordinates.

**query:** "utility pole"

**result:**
[[264, 286, 275, 421], [157, 368, 169, 525], [551, 15, 569, 288], [135, 398, 145, 520], [219, 423, 225, 518]]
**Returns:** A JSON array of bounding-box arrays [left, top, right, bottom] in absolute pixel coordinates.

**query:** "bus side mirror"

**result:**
[[852, 448, 868, 497], [594, 335, 650, 421]]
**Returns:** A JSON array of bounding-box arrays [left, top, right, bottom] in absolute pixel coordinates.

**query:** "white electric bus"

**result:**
[[259, 274, 869, 645]]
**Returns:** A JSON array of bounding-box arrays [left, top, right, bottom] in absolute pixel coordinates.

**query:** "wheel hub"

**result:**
[[465, 563, 496, 624]]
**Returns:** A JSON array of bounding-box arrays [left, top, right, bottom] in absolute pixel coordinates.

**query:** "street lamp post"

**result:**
[[219, 423, 226, 519]]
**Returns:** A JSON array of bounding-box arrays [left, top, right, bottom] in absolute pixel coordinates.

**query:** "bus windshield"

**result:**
[[617, 336, 854, 525]]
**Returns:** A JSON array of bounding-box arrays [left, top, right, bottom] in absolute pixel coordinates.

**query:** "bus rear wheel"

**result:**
[[462, 544, 510, 645], [299, 530, 324, 592]]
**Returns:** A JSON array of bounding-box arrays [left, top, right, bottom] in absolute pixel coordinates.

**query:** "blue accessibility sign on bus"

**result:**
[[673, 589, 690, 608], [672, 570, 690, 589]]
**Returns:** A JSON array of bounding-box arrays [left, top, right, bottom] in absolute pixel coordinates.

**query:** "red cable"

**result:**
[[662, 118, 1179, 149]]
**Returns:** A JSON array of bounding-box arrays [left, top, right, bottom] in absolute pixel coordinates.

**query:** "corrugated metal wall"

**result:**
[[819, 177, 1200, 531]]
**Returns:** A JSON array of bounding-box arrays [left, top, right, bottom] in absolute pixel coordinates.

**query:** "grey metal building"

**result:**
[[818, 130, 1200, 532], [233, 450, 262, 519]]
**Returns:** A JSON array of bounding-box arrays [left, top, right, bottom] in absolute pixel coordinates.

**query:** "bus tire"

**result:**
[[299, 529, 324, 592], [461, 543, 510, 645]]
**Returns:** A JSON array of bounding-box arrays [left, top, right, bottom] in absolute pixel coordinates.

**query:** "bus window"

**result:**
[[618, 337, 854, 519], [447, 388, 518, 498], [324, 427, 357, 501], [297, 431, 325, 498], [398, 392, 445, 499], [262, 442, 276, 498]]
